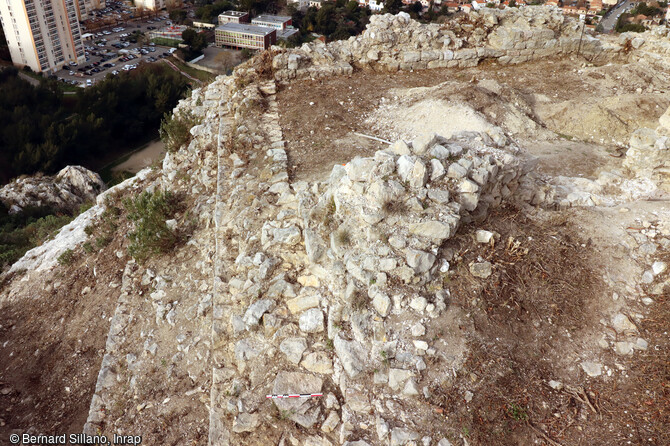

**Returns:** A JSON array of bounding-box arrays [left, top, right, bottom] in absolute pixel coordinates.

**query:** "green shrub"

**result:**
[[85, 204, 120, 250], [159, 110, 201, 153], [123, 189, 181, 263], [0, 202, 95, 269], [57, 249, 75, 265]]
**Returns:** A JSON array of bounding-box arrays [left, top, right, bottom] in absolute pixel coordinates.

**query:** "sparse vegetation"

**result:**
[[335, 228, 352, 246], [123, 189, 183, 263], [57, 249, 75, 266], [380, 349, 389, 366], [350, 288, 367, 310], [382, 198, 409, 215], [0, 203, 91, 269], [85, 202, 121, 250], [159, 110, 202, 153], [507, 403, 529, 421]]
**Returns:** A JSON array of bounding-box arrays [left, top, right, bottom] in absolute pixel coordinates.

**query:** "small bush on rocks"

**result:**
[[382, 198, 408, 215], [123, 189, 182, 263], [57, 249, 75, 266], [159, 110, 201, 153], [335, 228, 352, 246]]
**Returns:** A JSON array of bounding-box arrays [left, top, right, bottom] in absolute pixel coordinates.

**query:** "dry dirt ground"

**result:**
[[276, 56, 670, 445], [0, 188, 212, 445], [0, 236, 126, 438], [276, 56, 670, 182]]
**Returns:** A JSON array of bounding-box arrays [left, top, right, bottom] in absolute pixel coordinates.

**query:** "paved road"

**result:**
[[600, 0, 635, 32]]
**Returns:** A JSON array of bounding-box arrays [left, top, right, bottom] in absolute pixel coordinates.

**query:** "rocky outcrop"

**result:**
[[623, 104, 670, 193], [0, 165, 106, 213], [271, 7, 610, 82]]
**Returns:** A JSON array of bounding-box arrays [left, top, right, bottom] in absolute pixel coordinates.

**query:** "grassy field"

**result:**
[[151, 37, 182, 47], [170, 57, 216, 83]]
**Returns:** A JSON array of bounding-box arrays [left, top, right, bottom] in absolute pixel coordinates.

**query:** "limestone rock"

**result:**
[[232, 413, 260, 433], [475, 229, 494, 244], [0, 165, 106, 213], [300, 308, 325, 333], [305, 228, 326, 263], [412, 133, 438, 155], [372, 293, 392, 317], [388, 368, 413, 390], [427, 188, 449, 204], [280, 337, 308, 364], [334, 335, 368, 378], [611, 313, 637, 334], [389, 140, 411, 156], [272, 371, 323, 428], [447, 163, 468, 179], [580, 361, 602, 377], [402, 379, 420, 396], [390, 428, 420, 446], [345, 388, 372, 413], [409, 159, 429, 189], [409, 221, 452, 243], [321, 411, 340, 433], [287, 294, 320, 314], [242, 299, 274, 327], [430, 159, 446, 182], [301, 351, 334, 374], [405, 249, 436, 273], [469, 261, 492, 278], [346, 157, 377, 182]]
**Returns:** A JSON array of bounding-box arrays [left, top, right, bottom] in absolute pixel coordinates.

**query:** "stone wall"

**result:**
[[623, 105, 670, 193], [271, 7, 613, 82]]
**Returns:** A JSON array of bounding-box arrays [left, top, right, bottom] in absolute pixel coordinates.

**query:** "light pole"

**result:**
[[577, 12, 586, 57]]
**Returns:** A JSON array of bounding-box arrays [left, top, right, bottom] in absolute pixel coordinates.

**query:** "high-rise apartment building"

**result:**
[[73, 0, 106, 21], [0, 0, 86, 74]]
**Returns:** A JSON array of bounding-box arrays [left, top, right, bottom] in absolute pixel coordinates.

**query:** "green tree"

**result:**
[[384, 0, 403, 13], [169, 9, 188, 24]]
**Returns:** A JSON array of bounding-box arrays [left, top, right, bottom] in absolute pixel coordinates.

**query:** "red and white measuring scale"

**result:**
[[266, 393, 323, 399]]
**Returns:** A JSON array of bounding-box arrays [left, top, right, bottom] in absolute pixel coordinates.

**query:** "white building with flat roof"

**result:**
[[0, 0, 85, 74], [218, 10, 250, 24], [251, 14, 292, 30]]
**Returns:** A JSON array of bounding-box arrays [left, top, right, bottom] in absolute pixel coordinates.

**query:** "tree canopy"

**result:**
[[0, 65, 189, 185]]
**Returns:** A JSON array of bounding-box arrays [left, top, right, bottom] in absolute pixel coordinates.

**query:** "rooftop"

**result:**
[[278, 28, 300, 39], [252, 14, 292, 24], [215, 22, 276, 36], [219, 10, 249, 17]]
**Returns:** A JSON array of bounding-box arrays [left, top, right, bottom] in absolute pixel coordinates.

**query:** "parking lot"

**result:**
[[56, 14, 181, 88]]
